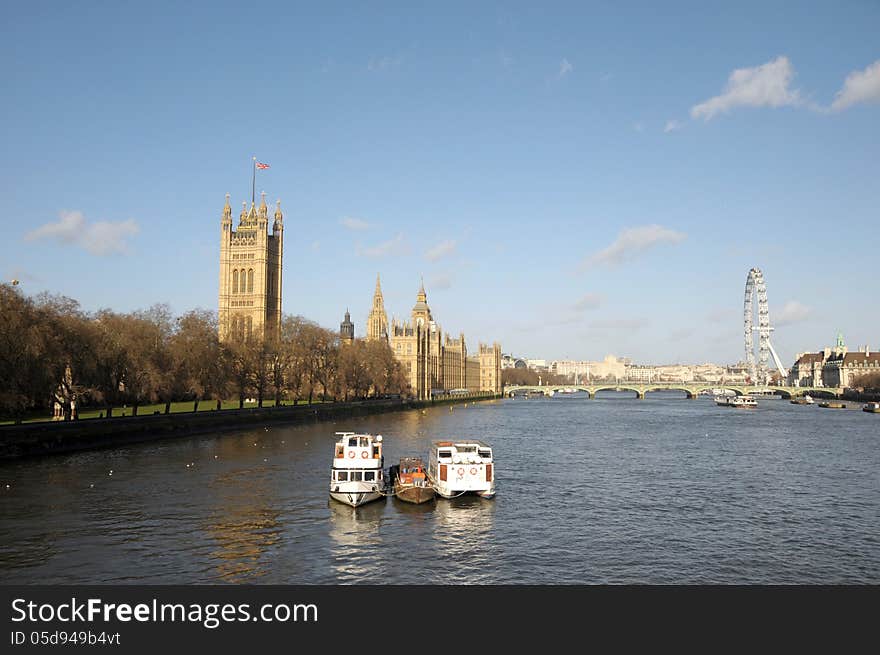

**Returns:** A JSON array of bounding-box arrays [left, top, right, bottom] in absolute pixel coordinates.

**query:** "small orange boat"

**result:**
[[392, 457, 435, 504]]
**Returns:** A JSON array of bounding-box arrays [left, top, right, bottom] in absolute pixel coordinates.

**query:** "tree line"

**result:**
[[0, 283, 409, 421]]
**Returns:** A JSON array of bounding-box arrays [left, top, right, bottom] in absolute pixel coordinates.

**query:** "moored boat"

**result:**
[[329, 432, 385, 507], [791, 395, 814, 405], [715, 395, 757, 408], [427, 440, 495, 499], [390, 457, 435, 504], [861, 402, 880, 413], [818, 402, 846, 409]]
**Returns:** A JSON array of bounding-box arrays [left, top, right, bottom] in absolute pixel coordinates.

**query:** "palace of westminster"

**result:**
[[217, 192, 502, 400]]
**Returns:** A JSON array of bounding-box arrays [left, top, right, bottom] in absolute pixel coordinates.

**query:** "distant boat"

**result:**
[[790, 395, 814, 405], [861, 402, 880, 413], [818, 402, 846, 409], [715, 395, 757, 408]]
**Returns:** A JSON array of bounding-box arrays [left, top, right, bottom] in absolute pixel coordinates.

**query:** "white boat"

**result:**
[[715, 395, 757, 408], [329, 432, 385, 507], [427, 440, 495, 499]]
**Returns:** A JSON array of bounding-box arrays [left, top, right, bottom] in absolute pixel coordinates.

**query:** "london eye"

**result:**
[[743, 267, 788, 384]]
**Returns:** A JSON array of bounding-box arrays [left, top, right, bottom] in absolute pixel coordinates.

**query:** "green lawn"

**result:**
[[1, 399, 325, 425]]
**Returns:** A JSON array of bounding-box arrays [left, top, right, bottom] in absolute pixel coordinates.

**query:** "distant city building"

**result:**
[[502, 353, 528, 370], [787, 333, 879, 388], [588, 355, 628, 381], [339, 309, 354, 345], [626, 365, 655, 383], [218, 192, 284, 343], [550, 360, 591, 381], [526, 359, 549, 372]]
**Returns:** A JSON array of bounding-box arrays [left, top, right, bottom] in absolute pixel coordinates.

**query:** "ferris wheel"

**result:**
[[743, 267, 788, 384]]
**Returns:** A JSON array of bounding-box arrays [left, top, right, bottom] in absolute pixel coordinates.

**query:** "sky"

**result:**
[[2, 1, 878, 366]]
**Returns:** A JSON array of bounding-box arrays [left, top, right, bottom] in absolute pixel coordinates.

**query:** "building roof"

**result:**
[[841, 352, 880, 366], [796, 353, 824, 365]]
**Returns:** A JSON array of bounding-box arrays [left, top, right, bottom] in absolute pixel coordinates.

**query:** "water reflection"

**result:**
[[205, 468, 282, 582], [427, 496, 497, 584], [326, 498, 390, 582]]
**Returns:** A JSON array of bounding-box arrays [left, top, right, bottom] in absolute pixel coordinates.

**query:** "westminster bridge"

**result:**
[[504, 382, 842, 400]]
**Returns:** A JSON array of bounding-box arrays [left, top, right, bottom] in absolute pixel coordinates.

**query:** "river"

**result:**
[[1, 392, 878, 584]]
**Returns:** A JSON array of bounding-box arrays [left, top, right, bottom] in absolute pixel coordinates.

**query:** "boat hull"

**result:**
[[330, 482, 383, 507], [394, 482, 436, 504]]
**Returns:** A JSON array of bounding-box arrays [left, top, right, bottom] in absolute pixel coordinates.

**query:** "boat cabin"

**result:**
[[334, 432, 383, 465], [397, 457, 428, 485], [430, 441, 493, 483]]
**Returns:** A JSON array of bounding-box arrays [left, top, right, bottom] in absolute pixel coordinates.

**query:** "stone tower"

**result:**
[[340, 309, 354, 345], [366, 273, 388, 342], [218, 192, 284, 343]]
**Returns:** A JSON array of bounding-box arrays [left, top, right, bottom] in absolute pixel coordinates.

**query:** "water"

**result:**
[[1, 393, 878, 584]]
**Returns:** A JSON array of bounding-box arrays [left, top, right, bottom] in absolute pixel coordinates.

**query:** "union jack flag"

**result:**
[[255, 161, 270, 169]]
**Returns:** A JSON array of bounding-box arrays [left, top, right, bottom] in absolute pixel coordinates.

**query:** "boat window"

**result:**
[[438, 450, 452, 459], [458, 446, 476, 453], [351, 471, 362, 482], [364, 471, 375, 482], [359, 437, 370, 447], [479, 449, 492, 459], [337, 471, 348, 482], [348, 437, 358, 447]]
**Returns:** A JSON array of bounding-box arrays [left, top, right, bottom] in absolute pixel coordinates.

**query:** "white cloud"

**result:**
[[357, 233, 410, 258], [581, 224, 686, 269], [428, 274, 452, 291], [669, 328, 694, 341], [425, 239, 457, 261], [664, 119, 683, 133], [340, 216, 371, 231], [831, 59, 880, 111], [558, 58, 573, 78], [572, 293, 602, 312], [368, 56, 402, 72], [775, 300, 812, 326], [589, 317, 649, 330], [691, 56, 802, 121], [24, 210, 139, 255]]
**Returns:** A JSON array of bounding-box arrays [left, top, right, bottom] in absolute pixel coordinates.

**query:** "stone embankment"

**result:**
[[0, 393, 499, 460]]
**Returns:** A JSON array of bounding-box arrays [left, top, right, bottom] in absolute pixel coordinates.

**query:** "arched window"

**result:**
[[247, 269, 254, 293], [246, 316, 253, 340], [232, 269, 239, 294]]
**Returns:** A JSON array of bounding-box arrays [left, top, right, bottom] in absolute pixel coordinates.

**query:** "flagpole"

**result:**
[[251, 156, 256, 206]]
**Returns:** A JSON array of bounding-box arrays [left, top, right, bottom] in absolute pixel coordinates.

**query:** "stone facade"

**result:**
[[218, 193, 283, 343], [366, 274, 388, 342], [787, 334, 880, 388], [367, 277, 501, 399]]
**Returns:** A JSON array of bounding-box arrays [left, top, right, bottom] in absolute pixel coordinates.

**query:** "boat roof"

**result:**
[[335, 432, 382, 441], [431, 440, 492, 448]]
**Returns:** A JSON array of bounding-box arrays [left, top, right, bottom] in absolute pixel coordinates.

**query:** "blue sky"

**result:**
[[2, 1, 878, 365]]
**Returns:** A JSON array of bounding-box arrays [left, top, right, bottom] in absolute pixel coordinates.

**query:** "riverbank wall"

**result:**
[[0, 393, 500, 460]]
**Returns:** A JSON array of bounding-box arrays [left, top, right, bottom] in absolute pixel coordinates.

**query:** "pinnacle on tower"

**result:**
[[274, 199, 283, 222]]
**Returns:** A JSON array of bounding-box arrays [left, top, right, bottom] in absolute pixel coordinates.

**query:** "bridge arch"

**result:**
[[643, 386, 696, 399], [591, 385, 644, 399]]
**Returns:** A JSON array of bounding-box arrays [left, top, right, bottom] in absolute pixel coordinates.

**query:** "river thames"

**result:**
[[1, 393, 878, 584]]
